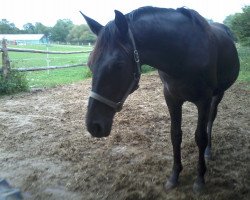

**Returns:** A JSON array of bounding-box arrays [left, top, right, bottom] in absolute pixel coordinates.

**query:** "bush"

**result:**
[[141, 65, 155, 73], [0, 70, 29, 95], [241, 37, 250, 47]]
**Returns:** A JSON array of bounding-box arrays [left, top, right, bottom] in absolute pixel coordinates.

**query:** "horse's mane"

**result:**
[[176, 7, 210, 31], [128, 6, 175, 21], [128, 6, 210, 31]]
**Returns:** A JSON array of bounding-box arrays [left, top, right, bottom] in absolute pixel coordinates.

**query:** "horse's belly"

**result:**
[[166, 82, 210, 102], [159, 71, 213, 102]]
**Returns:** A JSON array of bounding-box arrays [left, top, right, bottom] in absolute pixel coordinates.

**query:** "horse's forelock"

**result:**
[[88, 22, 131, 67]]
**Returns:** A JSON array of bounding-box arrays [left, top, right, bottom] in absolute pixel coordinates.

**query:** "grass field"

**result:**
[[1, 44, 249, 88], [1, 44, 92, 88], [6, 44, 91, 68]]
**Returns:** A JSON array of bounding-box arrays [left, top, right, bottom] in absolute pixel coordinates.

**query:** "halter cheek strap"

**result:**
[[90, 28, 141, 112], [90, 72, 139, 112]]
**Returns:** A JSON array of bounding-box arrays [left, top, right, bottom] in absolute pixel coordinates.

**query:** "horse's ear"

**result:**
[[114, 10, 128, 35], [80, 11, 103, 35]]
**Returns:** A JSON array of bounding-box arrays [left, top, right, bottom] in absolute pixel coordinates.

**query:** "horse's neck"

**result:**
[[131, 16, 210, 75], [132, 20, 184, 73]]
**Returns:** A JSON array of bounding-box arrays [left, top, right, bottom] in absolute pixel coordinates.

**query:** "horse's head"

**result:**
[[81, 10, 141, 137]]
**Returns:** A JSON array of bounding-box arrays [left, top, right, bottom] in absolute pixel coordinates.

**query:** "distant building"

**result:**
[[0, 34, 47, 45]]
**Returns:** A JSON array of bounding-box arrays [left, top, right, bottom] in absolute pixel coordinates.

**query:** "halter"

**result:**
[[89, 28, 141, 112]]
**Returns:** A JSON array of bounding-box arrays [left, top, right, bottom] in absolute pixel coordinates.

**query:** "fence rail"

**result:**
[[16, 63, 87, 72], [0, 47, 91, 54], [0, 39, 91, 77]]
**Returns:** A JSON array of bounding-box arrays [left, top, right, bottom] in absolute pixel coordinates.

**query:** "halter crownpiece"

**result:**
[[90, 27, 141, 112]]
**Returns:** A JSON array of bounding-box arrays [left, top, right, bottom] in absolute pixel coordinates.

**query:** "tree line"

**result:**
[[223, 5, 250, 46], [0, 18, 96, 44]]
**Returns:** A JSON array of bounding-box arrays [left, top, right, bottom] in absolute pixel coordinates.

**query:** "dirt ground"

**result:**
[[0, 72, 249, 200]]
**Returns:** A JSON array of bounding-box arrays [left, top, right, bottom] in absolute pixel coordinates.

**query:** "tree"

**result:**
[[34, 22, 52, 38], [224, 5, 250, 45], [223, 14, 235, 28], [23, 23, 35, 34], [50, 19, 74, 43], [67, 24, 96, 44], [0, 19, 20, 34]]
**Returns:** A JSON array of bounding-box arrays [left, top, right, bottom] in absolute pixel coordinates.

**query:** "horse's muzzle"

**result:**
[[86, 119, 112, 138]]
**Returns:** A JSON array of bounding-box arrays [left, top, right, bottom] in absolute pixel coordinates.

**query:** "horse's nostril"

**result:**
[[86, 119, 111, 137]]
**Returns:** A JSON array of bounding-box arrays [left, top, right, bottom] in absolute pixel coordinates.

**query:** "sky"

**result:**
[[1, 0, 250, 29]]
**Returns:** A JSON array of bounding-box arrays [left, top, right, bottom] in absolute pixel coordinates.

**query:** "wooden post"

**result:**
[[2, 39, 11, 79]]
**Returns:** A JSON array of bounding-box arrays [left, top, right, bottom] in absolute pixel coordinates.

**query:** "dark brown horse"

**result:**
[[81, 7, 239, 192]]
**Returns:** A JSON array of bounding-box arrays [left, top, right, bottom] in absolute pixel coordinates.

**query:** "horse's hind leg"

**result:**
[[193, 98, 212, 193], [205, 92, 224, 160], [163, 89, 184, 191]]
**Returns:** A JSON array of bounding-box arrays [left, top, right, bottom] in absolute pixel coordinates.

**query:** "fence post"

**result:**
[[2, 39, 11, 79]]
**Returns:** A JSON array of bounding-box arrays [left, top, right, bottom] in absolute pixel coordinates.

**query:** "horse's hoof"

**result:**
[[193, 179, 205, 194], [164, 180, 178, 192]]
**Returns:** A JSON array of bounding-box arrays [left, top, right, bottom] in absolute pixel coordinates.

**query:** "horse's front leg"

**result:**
[[164, 90, 184, 191], [193, 98, 212, 193]]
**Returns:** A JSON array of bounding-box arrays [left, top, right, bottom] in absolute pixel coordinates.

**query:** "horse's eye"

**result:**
[[108, 63, 122, 71], [116, 64, 122, 69], [115, 62, 125, 69]]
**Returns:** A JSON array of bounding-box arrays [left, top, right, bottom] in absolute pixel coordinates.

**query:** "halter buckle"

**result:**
[[134, 50, 140, 63]]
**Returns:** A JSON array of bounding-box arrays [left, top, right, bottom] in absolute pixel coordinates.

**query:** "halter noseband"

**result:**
[[89, 28, 141, 112]]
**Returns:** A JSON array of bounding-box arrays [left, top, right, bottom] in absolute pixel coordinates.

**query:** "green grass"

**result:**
[[0, 44, 92, 88], [5, 44, 91, 69], [26, 66, 91, 88]]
